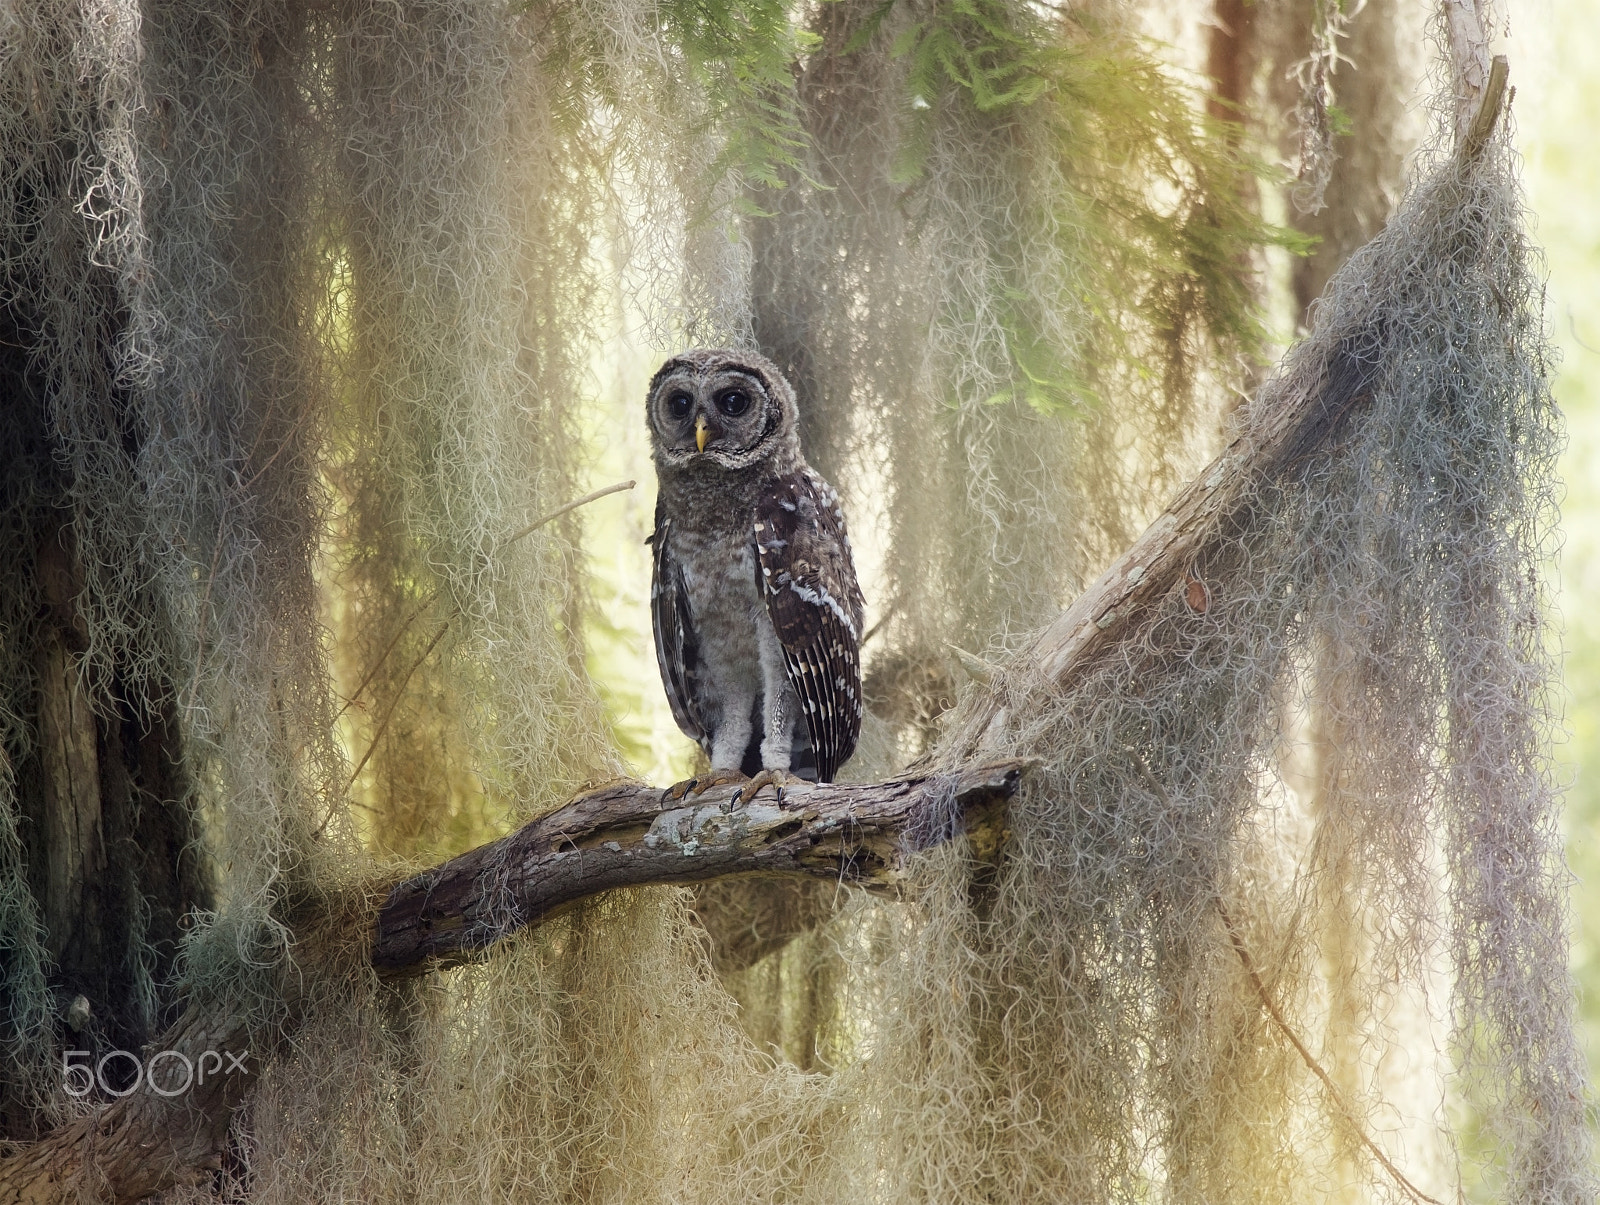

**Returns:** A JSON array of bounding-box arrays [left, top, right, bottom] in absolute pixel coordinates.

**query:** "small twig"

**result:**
[[1458, 54, 1509, 165], [340, 481, 634, 797], [335, 480, 633, 728], [860, 596, 899, 649], [501, 479, 635, 549], [947, 643, 996, 685], [1130, 757, 1444, 1205], [239, 395, 318, 495], [346, 620, 450, 789], [331, 590, 442, 725], [1216, 902, 1446, 1205]]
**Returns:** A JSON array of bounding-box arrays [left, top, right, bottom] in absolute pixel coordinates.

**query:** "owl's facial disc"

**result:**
[[650, 368, 775, 467], [649, 378, 704, 461], [647, 350, 798, 474]]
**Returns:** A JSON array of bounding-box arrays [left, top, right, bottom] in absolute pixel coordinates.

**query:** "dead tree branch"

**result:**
[[373, 760, 1027, 975], [943, 336, 1379, 761], [942, 58, 1509, 769]]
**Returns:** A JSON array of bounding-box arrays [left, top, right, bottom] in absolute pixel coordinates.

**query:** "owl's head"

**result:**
[[646, 349, 799, 474]]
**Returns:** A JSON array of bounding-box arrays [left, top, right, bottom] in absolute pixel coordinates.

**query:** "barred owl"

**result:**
[[646, 349, 865, 801]]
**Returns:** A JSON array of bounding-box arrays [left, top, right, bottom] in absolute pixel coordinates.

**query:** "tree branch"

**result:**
[[1444, 0, 1491, 137], [939, 61, 1509, 764], [944, 330, 1381, 762], [0, 1007, 257, 1205], [372, 760, 1028, 976]]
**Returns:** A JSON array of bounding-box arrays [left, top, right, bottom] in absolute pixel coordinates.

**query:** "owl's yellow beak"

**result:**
[[695, 413, 710, 453]]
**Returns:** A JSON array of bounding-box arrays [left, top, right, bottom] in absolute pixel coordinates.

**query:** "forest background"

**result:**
[[574, 0, 1600, 1098], [1521, 0, 1600, 1091], [310, 0, 1600, 1132], [2, 0, 1597, 1197]]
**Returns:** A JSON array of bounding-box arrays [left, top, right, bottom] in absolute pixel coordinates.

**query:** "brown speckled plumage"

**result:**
[[646, 349, 864, 781]]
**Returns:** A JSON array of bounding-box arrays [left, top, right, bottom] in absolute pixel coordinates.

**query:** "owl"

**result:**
[[646, 349, 865, 802]]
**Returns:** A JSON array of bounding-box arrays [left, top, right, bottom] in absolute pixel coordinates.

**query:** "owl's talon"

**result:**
[[662, 776, 700, 803], [743, 769, 798, 807], [687, 768, 747, 798]]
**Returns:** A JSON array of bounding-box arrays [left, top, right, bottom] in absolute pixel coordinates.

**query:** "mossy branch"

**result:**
[[943, 330, 1381, 761], [939, 62, 1511, 764], [372, 760, 1027, 975]]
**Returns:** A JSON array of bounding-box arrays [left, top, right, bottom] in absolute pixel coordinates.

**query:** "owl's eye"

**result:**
[[715, 389, 750, 417], [667, 392, 692, 420]]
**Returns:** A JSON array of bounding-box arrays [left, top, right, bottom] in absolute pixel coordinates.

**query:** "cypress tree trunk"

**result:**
[[0, 158, 209, 1147]]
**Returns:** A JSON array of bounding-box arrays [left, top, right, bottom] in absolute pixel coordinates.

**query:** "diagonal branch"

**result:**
[[943, 329, 1381, 762], [943, 57, 1509, 768]]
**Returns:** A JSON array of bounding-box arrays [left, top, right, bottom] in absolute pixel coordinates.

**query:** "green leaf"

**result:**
[[657, 0, 821, 218]]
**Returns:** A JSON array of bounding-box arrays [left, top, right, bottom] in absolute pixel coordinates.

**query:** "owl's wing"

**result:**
[[648, 508, 709, 751], [755, 470, 866, 782]]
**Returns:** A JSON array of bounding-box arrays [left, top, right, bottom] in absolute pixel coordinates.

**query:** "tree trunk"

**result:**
[[0, 1007, 256, 1205], [24, 523, 208, 1073], [0, 162, 210, 1143]]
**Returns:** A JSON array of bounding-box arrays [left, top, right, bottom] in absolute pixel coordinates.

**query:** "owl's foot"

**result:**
[[736, 768, 799, 808], [661, 768, 747, 804]]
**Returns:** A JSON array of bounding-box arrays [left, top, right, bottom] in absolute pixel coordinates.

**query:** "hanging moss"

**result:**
[[0, 1, 1590, 1201]]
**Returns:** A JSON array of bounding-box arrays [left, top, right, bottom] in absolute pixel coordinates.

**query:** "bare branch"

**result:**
[[1444, 0, 1491, 136], [372, 760, 1029, 976]]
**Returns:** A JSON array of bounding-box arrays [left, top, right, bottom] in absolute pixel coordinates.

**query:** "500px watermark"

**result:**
[[62, 1048, 249, 1098]]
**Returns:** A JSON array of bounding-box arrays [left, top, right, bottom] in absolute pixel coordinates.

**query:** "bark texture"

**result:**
[[0, 1008, 255, 1205], [373, 760, 1028, 975]]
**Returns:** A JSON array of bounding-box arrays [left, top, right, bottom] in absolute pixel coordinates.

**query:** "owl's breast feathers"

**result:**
[[754, 469, 866, 782]]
